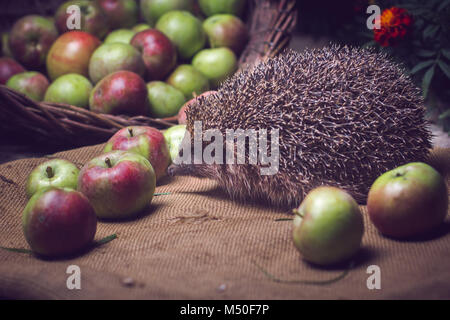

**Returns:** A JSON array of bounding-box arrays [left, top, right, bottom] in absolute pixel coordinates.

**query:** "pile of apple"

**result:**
[[293, 163, 448, 267], [0, 0, 247, 119], [22, 118, 191, 257]]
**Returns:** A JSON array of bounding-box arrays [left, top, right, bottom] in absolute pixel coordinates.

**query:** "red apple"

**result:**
[[22, 187, 97, 257], [104, 126, 171, 181], [367, 162, 448, 239], [178, 90, 216, 124], [130, 29, 177, 81], [78, 150, 156, 219], [47, 31, 101, 80], [8, 15, 58, 68], [89, 70, 149, 115], [0, 57, 25, 85], [6, 71, 49, 102], [55, 0, 109, 39], [96, 0, 139, 29]]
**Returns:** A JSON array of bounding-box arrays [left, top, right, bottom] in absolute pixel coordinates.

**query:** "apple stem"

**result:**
[[46, 166, 54, 179], [105, 158, 112, 168], [128, 128, 133, 137], [292, 208, 304, 218]]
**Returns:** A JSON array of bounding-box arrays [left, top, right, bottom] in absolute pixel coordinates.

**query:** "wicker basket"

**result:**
[[0, 0, 297, 148]]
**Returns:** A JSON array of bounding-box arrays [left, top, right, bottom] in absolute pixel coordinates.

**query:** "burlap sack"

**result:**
[[0, 144, 449, 300]]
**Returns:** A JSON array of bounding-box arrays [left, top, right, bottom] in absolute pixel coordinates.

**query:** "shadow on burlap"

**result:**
[[0, 144, 449, 300]]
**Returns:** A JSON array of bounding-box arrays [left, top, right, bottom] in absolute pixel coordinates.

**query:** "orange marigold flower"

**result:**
[[374, 7, 413, 47]]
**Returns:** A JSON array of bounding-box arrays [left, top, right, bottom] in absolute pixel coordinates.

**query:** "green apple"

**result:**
[[6, 71, 49, 102], [54, 0, 109, 39], [26, 159, 80, 198], [167, 64, 210, 99], [44, 74, 93, 108], [156, 10, 205, 60], [163, 124, 186, 161], [147, 81, 186, 118], [104, 29, 137, 44], [293, 186, 364, 266], [140, 0, 195, 26], [88, 42, 145, 83], [192, 48, 237, 88], [132, 23, 152, 32], [198, 0, 246, 16], [203, 14, 248, 55], [367, 162, 448, 239]]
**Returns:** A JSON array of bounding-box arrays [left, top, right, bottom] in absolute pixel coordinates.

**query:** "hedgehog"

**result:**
[[168, 46, 432, 208]]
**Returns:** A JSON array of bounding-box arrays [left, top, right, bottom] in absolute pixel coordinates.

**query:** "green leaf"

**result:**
[[92, 234, 118, 247], [423, 25, 440, 39], [0, 234, 118, 255], [438, 60, 450, 78], [438, 0, 450, 11], [422, 65, 436, 99], [154, 192, 171, 196], [442, 49, 450, 60], [410, 60, 435, 74], [416, 49, 436, 58], [408, 8, 430, 15], [0, 246, 33, 254], [439, 110, 450, 120]]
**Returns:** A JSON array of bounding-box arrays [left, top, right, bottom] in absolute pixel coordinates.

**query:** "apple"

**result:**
[[104, 126, 171, 181], [192, 48, 237, 88], [54, 0, 109, 39], [44, 74, 93, 108], [177, 90, 216, 124], [2, 33, 13, 58], [167, 64, 210, 99], [89, 70, 149, 115], [156, 11, 206, 60], [203, 14, 248, 55], [177, 105, 188, 124], [0, 57, 25, 85], [163, 124, 186, 161], [146, 81, 186, 118], [26, 159, 80, 198], [130, 29, 177, 80], [132, 23, 151, 33], [104, 29, 136, 44], [22, 187, 97, 257], [198, 0, 246, 17], [78, 150, 156, 219], [8, 15, 58, 68], [293, 186, 364, 266], [367, 162, 448, 239], [47, 31, 101, 81], [96, 0, 139, 29], [88, 42, 145, 84], [6, 71, 49, 102], [140, 0, 195, 26]]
